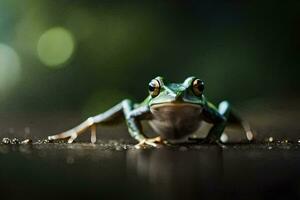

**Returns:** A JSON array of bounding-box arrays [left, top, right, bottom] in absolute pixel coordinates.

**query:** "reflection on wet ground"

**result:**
[[1, 141, 300, 200]]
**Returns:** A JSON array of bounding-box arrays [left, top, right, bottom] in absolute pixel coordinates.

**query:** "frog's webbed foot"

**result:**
[[134, 136, 163, 149]]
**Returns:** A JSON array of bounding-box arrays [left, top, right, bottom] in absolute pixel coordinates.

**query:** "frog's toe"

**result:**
[[134, 140, 156, 149], [134, 140, 148, 149], [146, 136, 162, 143], [48, 130, 77, 143], [246, 130, 254, 141], [220, 133, 229, 143], [67, 134, 77, 143], [134, 137, 163, 149]]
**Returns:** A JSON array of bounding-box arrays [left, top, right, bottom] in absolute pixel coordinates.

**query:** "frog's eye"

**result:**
[[192, 79, 204, 96], [148, 79, 160, 97]]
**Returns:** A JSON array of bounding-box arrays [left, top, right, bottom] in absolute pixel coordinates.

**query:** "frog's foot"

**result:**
[[134, 136, 163, 149], [48, 129, 86, 144], [48, 120, 97, 144]]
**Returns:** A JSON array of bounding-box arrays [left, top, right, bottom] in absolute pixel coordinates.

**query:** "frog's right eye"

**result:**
[[192, 78, 204, 96], [148, 79, 160, 97]]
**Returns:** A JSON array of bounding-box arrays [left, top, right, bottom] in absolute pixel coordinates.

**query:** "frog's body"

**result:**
[[149, 103, 203, 140], [48, 76, 253, 148]]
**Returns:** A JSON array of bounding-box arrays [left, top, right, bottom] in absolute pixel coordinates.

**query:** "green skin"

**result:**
[[48, 76, 253, 148]]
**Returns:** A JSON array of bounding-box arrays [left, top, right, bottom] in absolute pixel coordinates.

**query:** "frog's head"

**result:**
[[148, 76, 206, 107]]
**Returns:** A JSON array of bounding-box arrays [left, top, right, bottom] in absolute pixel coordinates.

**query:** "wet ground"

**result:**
[[1, 99, 300, 200], [1, 140, 300, 200]]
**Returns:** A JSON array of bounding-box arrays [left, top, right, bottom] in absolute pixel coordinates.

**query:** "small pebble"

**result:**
[[36, 139, 50, 144], [280, 140, 288, 144], [11, 138, 20, 144], [268, 137, 274, 142], [115, 146, 122, 151], [2, 138, 11, 144], [21, 139, 32, 144]]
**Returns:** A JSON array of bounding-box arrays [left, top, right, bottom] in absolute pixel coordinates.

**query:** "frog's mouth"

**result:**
[[150, 102, 202, 109], [150, 103, 203, 115]]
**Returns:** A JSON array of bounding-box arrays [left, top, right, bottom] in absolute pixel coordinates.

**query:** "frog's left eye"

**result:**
[[192, 79, 204, 96], [148, 79, 160, 97]]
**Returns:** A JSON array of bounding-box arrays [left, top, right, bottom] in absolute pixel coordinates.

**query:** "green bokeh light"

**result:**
[[37, 27, 75, 68], [0, 44, 21, 96]]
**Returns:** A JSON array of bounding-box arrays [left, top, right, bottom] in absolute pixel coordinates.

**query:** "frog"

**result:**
[[48, 76, 254, 148]]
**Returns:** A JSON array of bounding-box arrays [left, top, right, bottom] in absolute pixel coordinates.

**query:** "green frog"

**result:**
[[48, 76, 253, 148]]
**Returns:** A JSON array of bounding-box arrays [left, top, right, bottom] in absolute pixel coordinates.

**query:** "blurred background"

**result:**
[[0, 0, 299, 140], [1, 2, 300, 199]]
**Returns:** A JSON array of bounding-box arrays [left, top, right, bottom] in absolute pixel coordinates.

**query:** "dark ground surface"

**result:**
[[1, 99, 300, 200]]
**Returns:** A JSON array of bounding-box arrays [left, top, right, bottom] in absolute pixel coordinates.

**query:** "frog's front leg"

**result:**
[[48, 99, 152, 145], [126, 106, 162, 149], [203, 101, 254, 143], [202, 107, 227, 144], [218, 101, 254, 141]]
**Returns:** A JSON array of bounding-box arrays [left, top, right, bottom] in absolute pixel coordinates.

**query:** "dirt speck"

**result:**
[[2, 138, 11, 144]]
